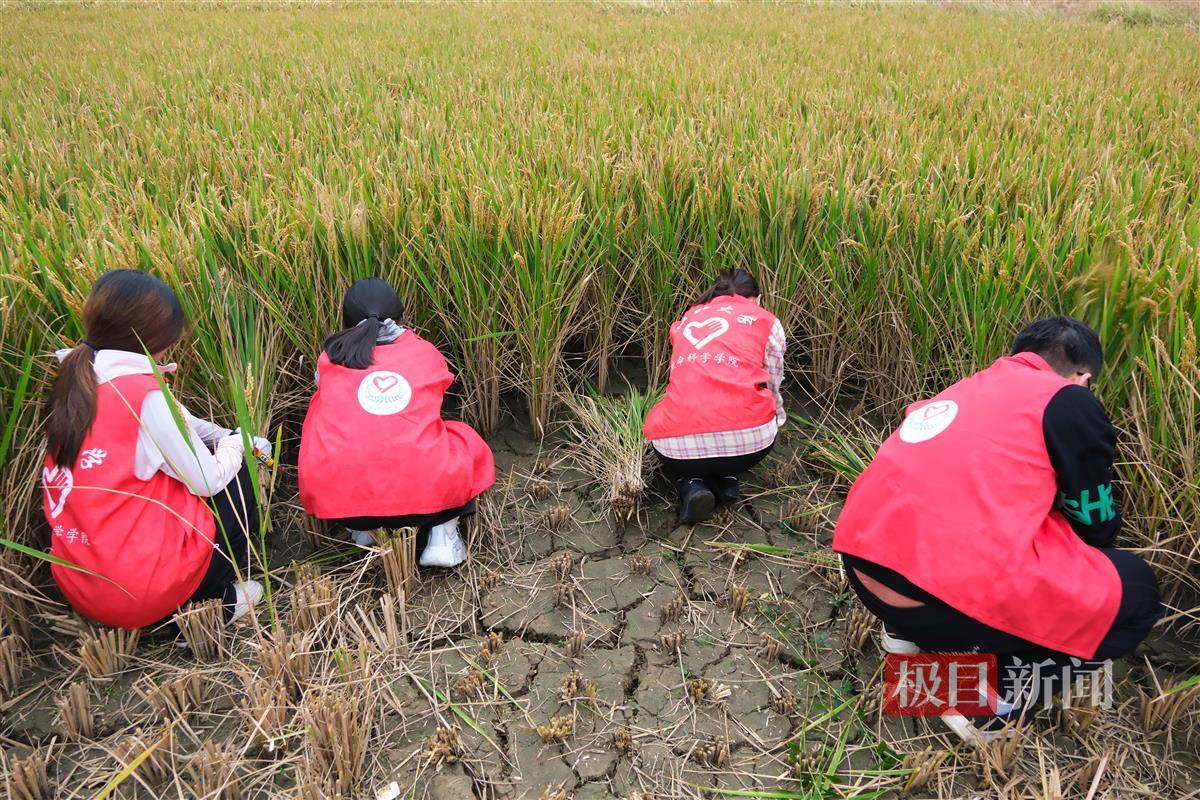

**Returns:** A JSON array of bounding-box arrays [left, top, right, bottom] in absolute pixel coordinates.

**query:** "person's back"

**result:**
[[42, 269, 267, 629], [300, 331, 493, 520], [834, 316, 1162, 743], [643, 268, 788, 524], [834, 351, 1120, 657], [298, 277, 495, 568]]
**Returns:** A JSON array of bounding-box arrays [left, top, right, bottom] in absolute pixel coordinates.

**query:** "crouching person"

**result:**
[[298, 278, 495, 567], [42, 270, 266, 629], [834, 317, 1163, 743], [643, 269, 787, 525]]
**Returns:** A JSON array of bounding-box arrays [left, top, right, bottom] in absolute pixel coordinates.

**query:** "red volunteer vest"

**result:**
[[298, 333, 495, 519], [43, 375, 217, 629], [834, 353, 1122, 658], [644, 295, 778, 440]]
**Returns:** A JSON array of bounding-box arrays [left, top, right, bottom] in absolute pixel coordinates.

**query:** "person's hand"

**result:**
[[251, 437, 272, 458], [216, 431, 246, 453], [776, 409, 787, 428]]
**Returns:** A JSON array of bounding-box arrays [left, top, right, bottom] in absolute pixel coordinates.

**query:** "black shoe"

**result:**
[[677, 478, 717, 525], [710, 476, 740, 505]]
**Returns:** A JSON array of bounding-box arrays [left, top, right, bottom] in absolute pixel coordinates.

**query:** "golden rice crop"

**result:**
[[0, 4, 1197, 601]]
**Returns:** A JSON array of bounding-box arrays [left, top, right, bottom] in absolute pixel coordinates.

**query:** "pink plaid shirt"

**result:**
[[651, 319, 786, 459]]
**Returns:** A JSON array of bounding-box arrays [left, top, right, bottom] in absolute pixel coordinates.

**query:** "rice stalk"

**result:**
[[184, 740, 241, 800], [0, 634, 26, 701], [173, 599, 227, 662], [380, 529, 418, 600], [56, 682, 92, 740], [3, 750, 50, 800], [302, 689, 369, 796], [292, 572, 338, 633], [563, 389, 658, 520], [78, 626, 139, 680]]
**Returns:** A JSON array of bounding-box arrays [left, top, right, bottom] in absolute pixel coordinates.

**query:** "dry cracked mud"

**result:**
[[1, 415, 1197, 799]]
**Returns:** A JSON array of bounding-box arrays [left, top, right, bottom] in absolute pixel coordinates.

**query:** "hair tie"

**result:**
[[82, 339, 103, 352], [367, 313, 378, 320]]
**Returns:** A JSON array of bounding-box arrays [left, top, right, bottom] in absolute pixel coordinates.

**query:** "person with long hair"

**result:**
[[42, 270, 267, 629], [298, 278, 495, 567], [643, 268, 787, 524]]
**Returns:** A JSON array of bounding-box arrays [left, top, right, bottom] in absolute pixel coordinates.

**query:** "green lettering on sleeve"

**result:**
[[1059, 484, 1115, 526]]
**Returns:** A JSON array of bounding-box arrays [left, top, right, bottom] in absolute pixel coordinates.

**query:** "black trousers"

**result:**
[[328, 498, 478, 554], [188, 465, 260, 614], [656, 442, 775, 483], [844, 550, 1163, 712]]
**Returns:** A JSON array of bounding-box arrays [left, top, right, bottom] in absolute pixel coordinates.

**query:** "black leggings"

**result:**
[[657, 443, 775, 483], [330, 498, 477, 533], [844, 550, 1163, 712], [188, 465, 260, 615], [328, 498, 478, 554]]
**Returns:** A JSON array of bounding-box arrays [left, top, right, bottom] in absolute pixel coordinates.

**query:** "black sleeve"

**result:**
[[1042, 385, 1121, 548]]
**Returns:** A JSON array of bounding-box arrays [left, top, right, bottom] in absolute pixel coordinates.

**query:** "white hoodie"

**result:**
[[55, 348, 244, 497]]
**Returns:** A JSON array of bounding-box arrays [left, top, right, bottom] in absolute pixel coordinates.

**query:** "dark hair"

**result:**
[[1010, 316, 1104, 379], [322, 278, 405, 370], [46, 270, 185, 467], [693, 268, 761, 307]]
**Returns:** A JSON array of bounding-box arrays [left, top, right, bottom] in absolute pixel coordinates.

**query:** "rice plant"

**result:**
[[563, 387, 660, 520]]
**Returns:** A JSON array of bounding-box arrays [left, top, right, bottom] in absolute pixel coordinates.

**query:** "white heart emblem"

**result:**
[[922, 402, 952, 420], [357, 370, 412, 416], [682, 317, 730, 349], [43, 465, 74, 520], [899, 400, 959, 444]]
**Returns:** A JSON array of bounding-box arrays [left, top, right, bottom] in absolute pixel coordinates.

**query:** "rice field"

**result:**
[[0, 3, 1198, 799]]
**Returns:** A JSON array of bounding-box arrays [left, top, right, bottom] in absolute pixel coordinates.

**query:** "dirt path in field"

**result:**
[[2, 409, 1197, 799]]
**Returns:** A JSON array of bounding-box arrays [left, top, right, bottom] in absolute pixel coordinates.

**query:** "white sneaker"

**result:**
[[880, 625, 922, 655], [419, 518, 467, 568], [349, 529, 376, 547], [941, 712, 1016, 746], [229, 580, 264, 622]]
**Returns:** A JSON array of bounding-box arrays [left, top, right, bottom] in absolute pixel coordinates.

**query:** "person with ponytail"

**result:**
[[643, 269, 787, 524], [42, 270, 268, 630], [298, 278, 495, 567]]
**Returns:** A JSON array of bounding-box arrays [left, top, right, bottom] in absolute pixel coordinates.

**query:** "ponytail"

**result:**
[[46, 344, 100, 467], [325, 278, 406, 368], [693, 268, 761, 308], [323, 316, 381, 370]]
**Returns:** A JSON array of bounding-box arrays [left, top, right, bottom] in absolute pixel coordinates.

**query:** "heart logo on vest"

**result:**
[[899, 400, 959, 444], [43, 465, 74, 520], [682, 317, 729, 350], [372, 374, 399, 393], [922, 402, 953, 420], [358, 370, 412, 416]]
